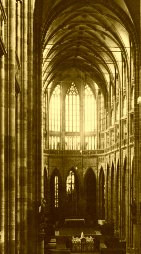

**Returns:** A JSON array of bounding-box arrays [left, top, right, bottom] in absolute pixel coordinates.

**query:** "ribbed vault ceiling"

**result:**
[[41, 0, 137, 101]]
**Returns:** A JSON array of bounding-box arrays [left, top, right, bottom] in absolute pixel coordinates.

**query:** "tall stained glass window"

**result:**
[[48, 82, 98, 150], [55, 176, 59, 208], [65, 83, 80, 132], [66, 170, 75, 194], [49, 85, 60, 132], [84, 85, 97, 150], [84, 85, 96, 132], [65, 83, 80, 150], [49, 85, 60, 149], [99, 93, 105, 131]]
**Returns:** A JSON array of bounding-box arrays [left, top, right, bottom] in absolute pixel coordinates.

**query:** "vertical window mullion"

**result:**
[[49, 85, 61, 149], [65, 83, 80, 150], [84, 85, 96, 149]]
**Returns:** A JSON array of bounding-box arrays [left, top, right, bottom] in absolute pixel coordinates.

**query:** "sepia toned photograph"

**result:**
[[0, 0, 140, 253]]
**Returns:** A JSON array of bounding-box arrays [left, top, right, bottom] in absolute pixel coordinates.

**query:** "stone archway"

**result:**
[[84, 168, 97, 225], [50, 169, 63, 223], [65, 169, 79, 218], [99, 167, 105, 220]]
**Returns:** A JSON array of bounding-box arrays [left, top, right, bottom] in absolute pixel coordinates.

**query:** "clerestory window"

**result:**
[[65, 83, 80, 132], [48, 82, 97, 150], [49, 84, 60, 132], [84, 85, 96, 132]]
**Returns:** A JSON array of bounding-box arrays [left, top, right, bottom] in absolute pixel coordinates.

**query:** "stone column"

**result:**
[[15, 90, 21, 254], [126, 64, 130, 249], [134, 46, 141, 254], [15, 1, 22, 254], [136, 4, 141, 252], [113, 164, 117, 228], [0, 56, 5, 254], [105, 164, 109, 221], [8, 0, 16, 253], [16, 0, 21, 61], [27, 0, 35, 253], [119, 56, 122, 239], [20, 1, 28, 253], [109, 166, 112, 222], [33, 1, 43, 252]]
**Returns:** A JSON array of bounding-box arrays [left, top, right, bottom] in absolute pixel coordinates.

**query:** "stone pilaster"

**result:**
[[20, 1, 28, 253], [15, 1, 22, 253], [134, 44, 140, 254], [27, 0, 35, 253], [33, 0, 43, 253], [0, 56, 5, 253], [8, 0, 16, 252], [15, 91, 21, 254]]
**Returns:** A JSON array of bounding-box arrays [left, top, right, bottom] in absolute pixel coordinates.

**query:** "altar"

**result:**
[[71, 235, 94, 252]]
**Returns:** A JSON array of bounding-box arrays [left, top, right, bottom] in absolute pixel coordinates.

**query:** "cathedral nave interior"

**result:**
[[0, 0, 141, 253]]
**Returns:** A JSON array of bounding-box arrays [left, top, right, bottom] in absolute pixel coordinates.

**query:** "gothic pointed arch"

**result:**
[[50, 168, 62, 223], [84, 168, 97, 224], [44, 166, 48, 201], [65, 168, 79, 218], [99, 167, 105, 219], [111, 162, 115, 222]]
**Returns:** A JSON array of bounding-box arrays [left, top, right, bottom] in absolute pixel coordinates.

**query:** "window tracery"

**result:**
[[48, 82, 97, 150]]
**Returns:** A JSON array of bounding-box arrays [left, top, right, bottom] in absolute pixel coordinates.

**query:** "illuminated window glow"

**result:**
[[65, 136, 80, 150], [66, 171, 75, 194], [99, 93, 105, 131], [49, 85, 60, 131], [84, 85, 97, 150], [85, 136, 96, 150], [131, 86, 134, 110], [65, 84, 80, 132], [48, 82, 98, 150], [49, 136, 60, 150], [55, 176, 59, 208], [84, 85, 96, 132]]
